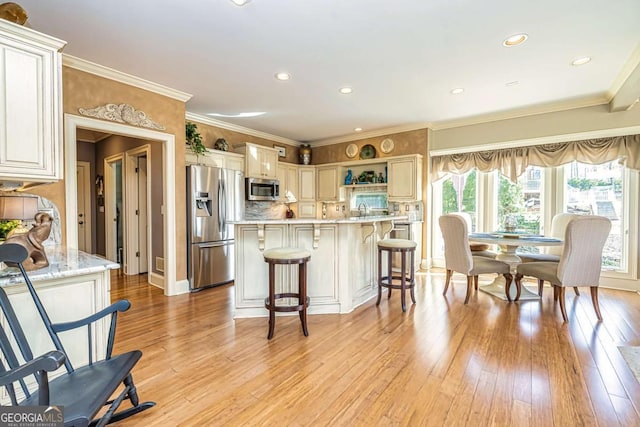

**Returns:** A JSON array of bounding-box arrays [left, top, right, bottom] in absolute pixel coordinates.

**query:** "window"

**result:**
[[495, 166, 544, 235], [351, 192, 388, 212], [441, 170, 478, 230], [563, 160, 626, 271]]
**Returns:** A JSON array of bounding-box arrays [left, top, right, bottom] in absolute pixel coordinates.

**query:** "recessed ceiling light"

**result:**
[[207, 112, 266, 118], [339, 87, 353, 94], [354, 127, 363, 132], [275, 72, 291, 81], [230, 0, 251, 6], [571, 56, 592, 66], [505, 81, 520, 87], [502, 33, 528, 47], [450, 88, 464, 95]]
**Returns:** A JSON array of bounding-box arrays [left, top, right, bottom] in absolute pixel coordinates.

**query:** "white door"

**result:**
[[137, 156, 148, 273], [104, 155, 123, 264], [76, 161, 92, 252]]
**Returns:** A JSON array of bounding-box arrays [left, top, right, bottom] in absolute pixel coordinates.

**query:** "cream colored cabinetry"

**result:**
[[297, 166, 316, 218], [387, 155, 423, 201], [185, 148, 244, 171], [235, 142, 278, 178], [0, 21, 66, 182], [316, 165, 345, 202], [276, 162, 299, 201]]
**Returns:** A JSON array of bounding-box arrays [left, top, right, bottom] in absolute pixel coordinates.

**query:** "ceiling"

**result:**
[[15, 0, 640, 143]]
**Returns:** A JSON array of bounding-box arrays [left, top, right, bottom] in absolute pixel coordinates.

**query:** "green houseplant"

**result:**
[[185, 122, 207, 155]]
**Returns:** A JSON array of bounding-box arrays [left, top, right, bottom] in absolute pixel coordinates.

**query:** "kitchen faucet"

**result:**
[[358, 202, 369, 217]]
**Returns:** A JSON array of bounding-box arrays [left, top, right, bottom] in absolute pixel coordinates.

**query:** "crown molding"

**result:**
[[430, 94, 610, 131], [185, 112, 300, 147], [62, 54, 192, 102], [0, 19, 66, 50], [308, 122, 431, 147]]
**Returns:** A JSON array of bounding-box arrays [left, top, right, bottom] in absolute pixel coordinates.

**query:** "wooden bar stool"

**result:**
[[263, 247, 311, 340], [376, 238, 417, 312]]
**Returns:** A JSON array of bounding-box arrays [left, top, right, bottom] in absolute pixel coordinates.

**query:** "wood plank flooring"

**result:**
[[109, 270, 640, 426]]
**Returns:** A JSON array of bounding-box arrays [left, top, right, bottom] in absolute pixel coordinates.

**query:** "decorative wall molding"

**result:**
[[78, 103, 166, 130]]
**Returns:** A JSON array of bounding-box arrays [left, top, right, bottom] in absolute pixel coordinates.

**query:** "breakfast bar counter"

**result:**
[[231, 216, 408, 318]]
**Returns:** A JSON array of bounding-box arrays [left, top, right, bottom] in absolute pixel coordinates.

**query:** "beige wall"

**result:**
[[311, 129, 428, 165], [30, 66, 188, 280], [431, 103, 640, 153]]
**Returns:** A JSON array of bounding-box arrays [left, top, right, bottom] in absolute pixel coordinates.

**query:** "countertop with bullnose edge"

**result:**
[[230, 215, 411, 225], [0, 246, 119, 287]]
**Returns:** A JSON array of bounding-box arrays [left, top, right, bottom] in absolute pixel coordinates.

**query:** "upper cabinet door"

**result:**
[[387, 155, 423, 201], [0, 21, 65, 182], [236, 142, 278, 179]]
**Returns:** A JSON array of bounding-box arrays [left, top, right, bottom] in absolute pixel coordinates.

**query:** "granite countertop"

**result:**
[[0, 246, 119, 286], [230, 215, 410, 225]]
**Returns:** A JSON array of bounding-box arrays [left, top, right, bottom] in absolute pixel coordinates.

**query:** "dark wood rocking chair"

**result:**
[[0, 243, 155, 427]]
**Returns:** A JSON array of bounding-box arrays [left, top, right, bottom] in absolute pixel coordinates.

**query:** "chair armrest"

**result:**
[[0, 351, 65, 386], [51, 300, 131, 333]]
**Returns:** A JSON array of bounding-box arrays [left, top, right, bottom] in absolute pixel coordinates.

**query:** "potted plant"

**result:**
[[185, 122, 207, 156]]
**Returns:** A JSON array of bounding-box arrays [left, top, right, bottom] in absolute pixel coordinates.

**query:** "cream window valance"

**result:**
[[431, 134, 640, 182]]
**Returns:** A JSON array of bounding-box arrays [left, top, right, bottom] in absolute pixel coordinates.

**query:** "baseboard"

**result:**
[[148, 272, 164, 289], [169, 279, 190, 296]]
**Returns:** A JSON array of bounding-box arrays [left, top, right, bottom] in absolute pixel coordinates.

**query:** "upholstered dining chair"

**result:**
[[452, 212, 497, 259], [518, 212, 581, 296], [514, 215, 611, 322], [439, 214, 512, 304]]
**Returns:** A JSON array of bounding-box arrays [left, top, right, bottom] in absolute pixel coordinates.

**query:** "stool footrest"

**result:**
[[380, 275, 416, 291], [265, 293, 310, 313]]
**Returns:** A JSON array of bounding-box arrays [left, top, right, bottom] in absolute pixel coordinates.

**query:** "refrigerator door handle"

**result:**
[[196, 241, 232, 249], [217, 180, 223, 232]]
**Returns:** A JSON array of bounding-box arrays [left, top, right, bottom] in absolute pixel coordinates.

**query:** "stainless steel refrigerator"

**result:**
[[187, 165, 244, 291]]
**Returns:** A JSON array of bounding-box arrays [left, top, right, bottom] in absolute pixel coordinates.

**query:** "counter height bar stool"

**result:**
[[377, 238, 417, 312], [263, 247, 311, 339]]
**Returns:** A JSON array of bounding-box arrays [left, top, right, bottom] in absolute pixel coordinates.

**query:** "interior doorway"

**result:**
[[64, 114, 184, 295], [76, 161, 92, 253]]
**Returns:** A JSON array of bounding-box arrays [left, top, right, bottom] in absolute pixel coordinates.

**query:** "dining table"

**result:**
[[468, 232, 563, 301]]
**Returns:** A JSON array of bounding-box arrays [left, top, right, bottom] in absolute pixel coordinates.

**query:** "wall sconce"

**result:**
[[0, 194, 38, 238], [285, 191, 297, 219]]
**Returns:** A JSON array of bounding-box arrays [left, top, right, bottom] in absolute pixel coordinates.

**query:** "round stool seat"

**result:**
[[264, 247, 311, 261], [378, 238, 417, 249]]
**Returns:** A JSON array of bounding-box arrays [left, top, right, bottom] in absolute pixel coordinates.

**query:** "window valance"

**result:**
[[431, 134, 640, 182]]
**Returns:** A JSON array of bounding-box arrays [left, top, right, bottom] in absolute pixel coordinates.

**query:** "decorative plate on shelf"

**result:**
[[345, 143, 358, 158], [380, 138, 395, 154], [359, 144, 377, 159]]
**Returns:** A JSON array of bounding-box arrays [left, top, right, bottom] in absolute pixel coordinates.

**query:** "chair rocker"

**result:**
[[0, 243, 155, 427]]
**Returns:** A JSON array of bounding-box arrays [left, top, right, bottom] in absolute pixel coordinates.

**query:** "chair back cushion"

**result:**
[[546, 213, 580, 256], [439, 214, 473, 274], [558, 215, 611, 286]]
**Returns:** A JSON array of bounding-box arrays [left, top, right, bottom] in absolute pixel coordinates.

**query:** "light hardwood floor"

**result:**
[[110, 270, 640, 426]]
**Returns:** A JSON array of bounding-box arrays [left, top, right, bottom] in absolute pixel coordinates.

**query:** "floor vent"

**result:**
[[155, 256, 165, 272]]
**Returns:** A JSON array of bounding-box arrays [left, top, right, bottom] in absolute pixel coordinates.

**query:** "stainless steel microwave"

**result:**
[[245, 177, 280, 201]]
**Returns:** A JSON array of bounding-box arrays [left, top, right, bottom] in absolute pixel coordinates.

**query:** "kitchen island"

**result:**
[[0, 246, 119, 386], [231, 216, 410, 318]]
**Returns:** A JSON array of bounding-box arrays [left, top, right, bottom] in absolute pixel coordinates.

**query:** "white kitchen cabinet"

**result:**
[[276, 162, 299, 201], [0, 20, 66, 182], [298, 166, 316, 218], [316, 165, 344, 202], [387, 155, 423, 201], [235, 142, 278, 179], [185, 148, 244, 171]]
